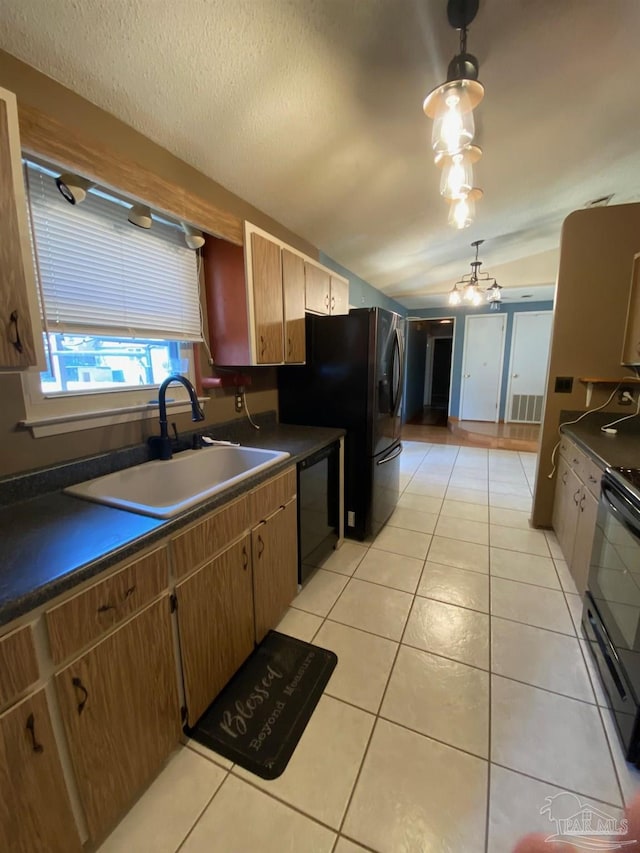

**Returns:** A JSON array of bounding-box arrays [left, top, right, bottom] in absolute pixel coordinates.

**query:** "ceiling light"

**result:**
[[448, 282, 462, 306], [447, 188, 482, 229], [486, 280, 503, 310], [437, 144, 481, 200], [181, 223, 205, 250], [55, 173, 95, 205], [128, 204, 152, 229], [448, 238, 500, 308], [424, 0, 484, 226]]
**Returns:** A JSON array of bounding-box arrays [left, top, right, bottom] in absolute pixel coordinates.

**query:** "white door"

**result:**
[[506, 311, 553, 423], [460, 314, 506, 422]]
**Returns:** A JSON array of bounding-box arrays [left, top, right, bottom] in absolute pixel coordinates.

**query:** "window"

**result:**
[[20, 161, 205, 435]]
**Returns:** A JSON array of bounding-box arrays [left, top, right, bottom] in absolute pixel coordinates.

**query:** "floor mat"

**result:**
[[185, 630, 338, 780]]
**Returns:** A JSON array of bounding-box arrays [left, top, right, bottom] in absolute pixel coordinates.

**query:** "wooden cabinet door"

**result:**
[[176, 536, 254, 726], [571, 486, 599, 594], [55, 596, 180, 841], [250, 232, 284, 364], [253, 500, 298, 643], [330, 275, 349, 315], [305, 262, 330, 315], [552, 457, 581, 563], [0, 87, 39, 368], [282, 248, 306, 363], [0, 688, 82, 853]]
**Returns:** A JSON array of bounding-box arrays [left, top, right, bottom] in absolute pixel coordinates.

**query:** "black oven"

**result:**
[[297, 441, 340, 586], [583, 467, 640, 764]]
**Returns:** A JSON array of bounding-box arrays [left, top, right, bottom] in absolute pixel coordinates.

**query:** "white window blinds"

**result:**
[[26, 163, 202, 341]]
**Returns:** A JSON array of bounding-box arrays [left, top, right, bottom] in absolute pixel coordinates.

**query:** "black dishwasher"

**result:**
[[297, 442, 340, 585]]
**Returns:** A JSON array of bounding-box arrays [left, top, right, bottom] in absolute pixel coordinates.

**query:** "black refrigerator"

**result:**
[[278, 307, 405, 541]]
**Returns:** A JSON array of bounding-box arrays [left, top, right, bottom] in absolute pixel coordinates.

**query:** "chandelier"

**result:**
[[423, 0, 484, 228], [448, 240, 502, 309]]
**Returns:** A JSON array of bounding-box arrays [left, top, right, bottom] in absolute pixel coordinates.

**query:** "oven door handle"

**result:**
[[586, 604, 628, 702]]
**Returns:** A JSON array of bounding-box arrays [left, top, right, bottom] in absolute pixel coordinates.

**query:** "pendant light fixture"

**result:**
[[424, 0, 484, 228], [448, 240, 502, 308]]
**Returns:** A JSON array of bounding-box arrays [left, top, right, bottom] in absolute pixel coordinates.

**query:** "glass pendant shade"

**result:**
[[440, 151, 473, 200], [448, 285, 462, 306], [463, 280, 477, 302], [431, 85, 475, 155], [448, 194, 476, 229]]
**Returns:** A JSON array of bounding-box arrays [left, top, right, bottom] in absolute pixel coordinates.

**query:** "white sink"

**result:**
[[65, 446, 290, 518]]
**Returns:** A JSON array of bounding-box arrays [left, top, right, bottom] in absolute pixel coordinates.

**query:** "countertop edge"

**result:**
[[0, 426, 344, 630]]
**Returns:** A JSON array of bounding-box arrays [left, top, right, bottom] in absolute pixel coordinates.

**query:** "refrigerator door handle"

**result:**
[[390, 329, 403, 417], [377, 443, 403, 465]]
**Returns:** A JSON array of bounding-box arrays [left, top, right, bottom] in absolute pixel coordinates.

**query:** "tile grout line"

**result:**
[[484, 451, 492, 853], [174, 766, 232, 852], [326, 442, 458, 844]]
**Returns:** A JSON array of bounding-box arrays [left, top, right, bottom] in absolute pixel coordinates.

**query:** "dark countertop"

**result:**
[[561, 415, 640, 470], [0, 424, 343, 629]]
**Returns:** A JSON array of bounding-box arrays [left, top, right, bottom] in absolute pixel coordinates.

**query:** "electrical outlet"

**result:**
[[619, 389, 634, 406], [235, 391, 243, 412]]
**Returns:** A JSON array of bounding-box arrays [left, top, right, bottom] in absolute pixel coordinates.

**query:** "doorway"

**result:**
[[460, 314, 506, 422], [403, 318, 455, 427]]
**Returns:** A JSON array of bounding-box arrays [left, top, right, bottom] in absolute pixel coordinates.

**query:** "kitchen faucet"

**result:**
[[149, 374, 205, 460]]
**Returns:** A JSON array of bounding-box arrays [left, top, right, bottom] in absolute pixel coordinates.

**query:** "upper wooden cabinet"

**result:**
[[0, 87, 43, 370], [304, 261, 349, 316], [250, 231, 284, 364], [204, 222, 297, 366], [203, 221, 349, 365], [282, 248, 306, 363]]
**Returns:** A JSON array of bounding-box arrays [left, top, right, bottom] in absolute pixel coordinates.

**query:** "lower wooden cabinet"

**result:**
[[252, 499, 298, 643], [552, 456, 581, 561], [176, 537, 255, 726], [55, 596, 180, 841], [0, 688, 82, 853], [552, 442, 602, 593], [571, 486, 599, 594]]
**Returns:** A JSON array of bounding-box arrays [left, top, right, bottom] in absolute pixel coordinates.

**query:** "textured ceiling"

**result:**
[[2, 0, 640, 307]]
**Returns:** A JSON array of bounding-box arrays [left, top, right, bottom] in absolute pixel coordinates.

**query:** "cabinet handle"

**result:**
[[580, 493, 586, 511], [324, 294, 330, 309], [589, 475, 598, 484], [72, 677, 88, 715], [573, 488, 581, 506], [572, 458, 580, 466], [561, 471, 568, 485], [260, 335, 266, 357], [97, 602, 116, 613], [242, 546, 248, 570], [26, 713, 43, 753], [9, 310, 23, 354], [257, 535, 264, 558], [123, 585, 136, 600], [331, 295, 335, 311], [287, 337, 292, 357]]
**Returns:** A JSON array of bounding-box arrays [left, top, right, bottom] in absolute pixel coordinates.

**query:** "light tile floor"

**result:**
[[98, 441, 640, 853]]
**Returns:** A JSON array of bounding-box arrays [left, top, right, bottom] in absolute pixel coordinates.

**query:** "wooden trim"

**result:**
[[18, 103, 243, 245], [0, 624, 39, 708]]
